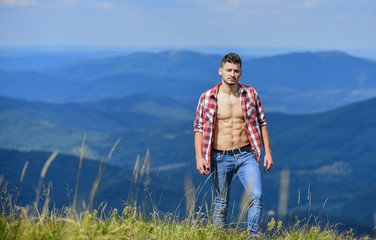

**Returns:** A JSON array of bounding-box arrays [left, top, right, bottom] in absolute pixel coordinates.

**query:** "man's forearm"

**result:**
[[261, 125, 272, 155], [195, 131, 209, 175], [194, 132, 203, 158]]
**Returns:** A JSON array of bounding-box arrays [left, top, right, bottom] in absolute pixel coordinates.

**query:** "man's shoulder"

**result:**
[[239, 83, 257, 93], [200, 84, 220, 97], [201, 88, 214, 95]]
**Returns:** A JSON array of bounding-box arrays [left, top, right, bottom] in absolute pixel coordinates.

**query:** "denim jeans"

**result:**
[[210, 147, 262, 235]]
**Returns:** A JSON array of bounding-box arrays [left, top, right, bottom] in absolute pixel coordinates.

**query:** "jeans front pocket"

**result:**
[[211, 151, 224, 163]]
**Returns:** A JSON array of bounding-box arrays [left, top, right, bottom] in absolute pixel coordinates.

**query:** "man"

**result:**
[[193, 52, 273, 236]]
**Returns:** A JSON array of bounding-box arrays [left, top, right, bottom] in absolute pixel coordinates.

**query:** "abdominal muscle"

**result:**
[[212, 117, 250, 150]]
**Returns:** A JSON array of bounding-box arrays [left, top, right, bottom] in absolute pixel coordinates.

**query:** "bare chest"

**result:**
[[216, 94, 244, 120]]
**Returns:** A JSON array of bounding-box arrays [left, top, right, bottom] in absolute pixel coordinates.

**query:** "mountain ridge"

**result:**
[[0, 94, 192, 132], [1, 50, 375, 113]]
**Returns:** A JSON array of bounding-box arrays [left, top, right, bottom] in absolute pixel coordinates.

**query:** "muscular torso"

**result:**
[[212, 91, 250, 150]]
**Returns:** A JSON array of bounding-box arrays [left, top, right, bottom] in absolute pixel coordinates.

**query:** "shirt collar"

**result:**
[[210, 82, 246, 98]]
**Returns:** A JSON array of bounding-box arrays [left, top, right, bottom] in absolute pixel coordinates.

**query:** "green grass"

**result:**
[[0, 140, 374, 239], [0, 204, 373, 240]]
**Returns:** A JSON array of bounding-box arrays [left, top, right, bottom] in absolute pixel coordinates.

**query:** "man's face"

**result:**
[[218, 62, 242, 85]]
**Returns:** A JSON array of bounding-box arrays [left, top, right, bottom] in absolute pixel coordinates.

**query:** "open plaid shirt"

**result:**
[[194, 83, 267, 164]]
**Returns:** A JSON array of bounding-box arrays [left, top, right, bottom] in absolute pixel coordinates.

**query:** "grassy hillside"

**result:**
[[266, 98, 376, 229], [0, 95, 375, 234], [0, 148, 183, 214], [1, 205, 372, 239], [0, 147, 374, 239]]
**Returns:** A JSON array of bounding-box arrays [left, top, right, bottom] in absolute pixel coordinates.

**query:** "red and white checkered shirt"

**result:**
[[194, 83, 267, 164]]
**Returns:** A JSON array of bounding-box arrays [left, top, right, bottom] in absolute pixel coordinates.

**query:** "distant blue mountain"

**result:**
[[0, 94, 192, 132], [1, 50, 375, 113]]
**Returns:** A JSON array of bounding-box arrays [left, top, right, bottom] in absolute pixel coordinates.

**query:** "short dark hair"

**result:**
[[221, 52, 242, 68]]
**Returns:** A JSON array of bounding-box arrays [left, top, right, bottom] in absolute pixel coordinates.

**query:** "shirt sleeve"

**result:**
[[254, 89, 267, 126], [193, 94, 205, 133]]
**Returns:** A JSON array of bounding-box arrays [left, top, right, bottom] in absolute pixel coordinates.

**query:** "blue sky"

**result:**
[[0, 0, 375, 51]]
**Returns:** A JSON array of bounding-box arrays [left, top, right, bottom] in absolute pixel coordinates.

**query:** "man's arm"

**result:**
[[194, 132, 210, 175], [261, 125, 273, 172]]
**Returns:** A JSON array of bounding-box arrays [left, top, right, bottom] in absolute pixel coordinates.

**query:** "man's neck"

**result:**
[[219, 81, 239, 95]]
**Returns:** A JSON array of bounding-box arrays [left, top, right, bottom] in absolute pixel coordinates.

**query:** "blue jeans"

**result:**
[[210, 147, 262, 235]]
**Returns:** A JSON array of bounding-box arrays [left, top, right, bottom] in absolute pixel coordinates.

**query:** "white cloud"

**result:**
[[351, 89, 376, 98], [299, 89, 345, 100], [0, 0, 37, 7]]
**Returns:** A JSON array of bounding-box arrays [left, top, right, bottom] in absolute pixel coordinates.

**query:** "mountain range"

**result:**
[[1, 50, 376, 113]]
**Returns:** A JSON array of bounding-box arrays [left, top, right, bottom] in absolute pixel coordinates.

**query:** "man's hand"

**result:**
[[194, 132, 209, 175], [263, 153, 273, 172], [260, 125, 273, 172], [196, 156, 210, 175]]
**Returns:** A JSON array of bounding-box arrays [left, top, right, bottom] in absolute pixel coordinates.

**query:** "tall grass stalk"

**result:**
[[184, 174, 195, 222], [127, 149, 151, 213], [156, 175, 171, 208], [307, 184, 312, 215], [323, 197, 328, 209], [41, 182, 52, 220], [141, 149, 151, 218], [100, 138, 121, 177], [298, 189, 301, 205], [34, 151, 58, 213], [88, 158, 103, 211], [107, 138, 121, 159], [0, 175, 4, 188], [278, 169, 290, 218], [236, 190, 250, 229], [72, 134, 86, 214], [87, 138, 120, 211], [14, 161, 28, 205], [127, 155, 140, 204]]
